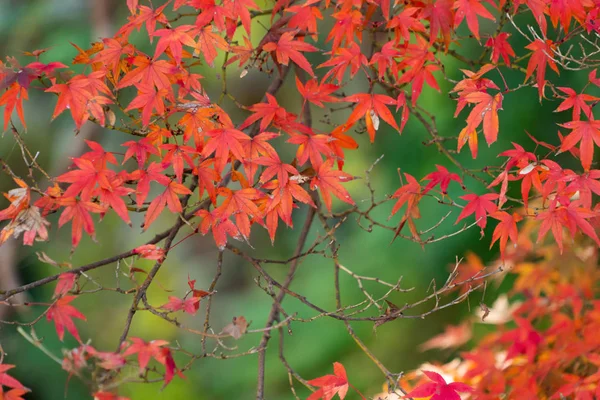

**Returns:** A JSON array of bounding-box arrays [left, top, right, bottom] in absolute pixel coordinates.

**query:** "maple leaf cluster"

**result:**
[[395, 215, 600, 400], [1, 0, 600, 399], [0, 0, 597, 260]]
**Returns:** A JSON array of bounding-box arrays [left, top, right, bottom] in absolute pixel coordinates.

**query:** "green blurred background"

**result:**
[[0, 0, 592, 399]]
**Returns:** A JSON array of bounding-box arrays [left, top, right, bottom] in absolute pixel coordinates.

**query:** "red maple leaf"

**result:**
[[130, 162, 171, 207], [124, 82, 171, 127], [225, 0, 259, 36], [194, 158, 221, 203], [286, 1, 323, 39], [525, 39, 559, 99], [0, 59, 43, 91], [262, 31, 318, 77], [296, 77, 339, 108], [119, 3, 168, 39], [239, 93, 286, 131], [155, 347, 181, 387], [255, 152, 298, 186], [263, 178, 315, 242], [421, 0, 454, 48], [451, 64, 498, 115], [342, 93, 399, 142], [1, 388, 30, 400], [160, 296, 200, 315], [143, 180, 192, 230], [453, 0, 495, 40], [404, 370, 473, 400], [498, 142, 537, 170], [216, 187, 264, 240], [123, 337, 170, 372], [241, 131, 278, 184], [559, 118, 600, 171], [390, 173, 422, 218], [134, 244, 166, 261], [370, 41, 402, 80], [0, 364, 27, 391], [422, 165, 463, 195], [192, 0, 234, 32], [563, 169, 600, 209], [555, 87, 599, 120], [46, 295, 86, 342], [0, 59, 68, 130], [201, 127, 250, 174], [485, 32, 515, 66], [53, 272, 77, 298], [93, 37, 134, 80], [187, 278, 213, 312], [225, 36, 254, 68], [93, 392, 130, 400], [499, 317, 543, 362], [153, 25, 196, 65], [536, 200, 600, 253], [517, 161, 551, 210], [455, 193, 499, 229], [586, 7, 600, 34], [57, 157, 114, 200], [57, 197, 106, 249], [98, 179, 134, 224], [590, 69, 600, 87], [117, 56, 174, 90], [319, 42, 368, 84], [457, 91, 503, 157], [192, 26, 229, 67], [122, 138, 160, 168], [47, 72, 112, 130], [390, 173, 422, 243], [329, 128, 359, 169], [160, 143, 198, 183], [548, 0, 585, 33], [87, 348, 126, 370], [196, 208, 241, 250], [287, 131, 333, 168], [326, 8, 363, 51], [307, 362, 350, 400], [396, 36, 440, 105], [310, 160, 355, 212], [0, 83, 28, 131], [490, 211, 522, 259], [387, 7, 425, 43]]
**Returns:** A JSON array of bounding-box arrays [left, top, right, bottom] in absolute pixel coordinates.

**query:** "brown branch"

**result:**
[[256, 204, 316, 399]]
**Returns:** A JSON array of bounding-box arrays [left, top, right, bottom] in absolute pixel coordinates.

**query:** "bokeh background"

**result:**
[[0, 0, 592, 399]]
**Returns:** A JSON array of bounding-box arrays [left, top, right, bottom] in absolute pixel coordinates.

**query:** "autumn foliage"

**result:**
[[2, 0, 600, 399]]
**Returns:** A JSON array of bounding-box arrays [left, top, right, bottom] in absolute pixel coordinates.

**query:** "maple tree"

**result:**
[[1, 0, 600, 399]]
